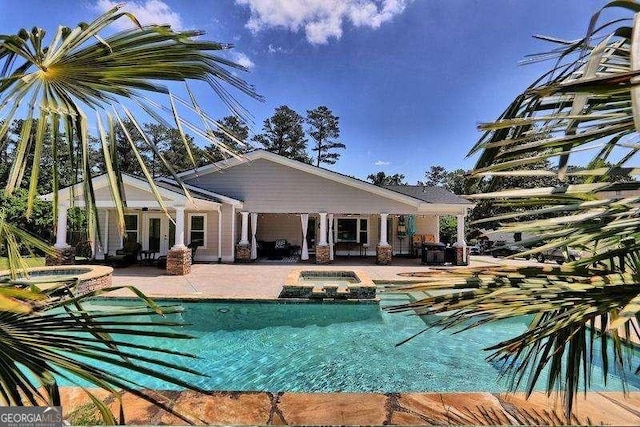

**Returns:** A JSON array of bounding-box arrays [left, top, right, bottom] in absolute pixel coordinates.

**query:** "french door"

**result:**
[[144, 214, 175, 255]]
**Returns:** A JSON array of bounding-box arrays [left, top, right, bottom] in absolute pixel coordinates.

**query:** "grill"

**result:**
[[421, 242, 446, 265]]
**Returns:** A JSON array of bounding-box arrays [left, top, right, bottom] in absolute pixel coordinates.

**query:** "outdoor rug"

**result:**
[[256, 255, 300, 264]]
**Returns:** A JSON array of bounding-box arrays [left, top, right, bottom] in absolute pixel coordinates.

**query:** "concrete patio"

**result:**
[[109, 255, 536, 299]]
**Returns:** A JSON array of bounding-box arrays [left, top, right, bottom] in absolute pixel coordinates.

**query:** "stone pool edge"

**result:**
[[58, 388, 640, 425]]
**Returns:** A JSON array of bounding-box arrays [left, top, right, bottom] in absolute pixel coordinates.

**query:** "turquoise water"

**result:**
[[61, 294, 640, 392]]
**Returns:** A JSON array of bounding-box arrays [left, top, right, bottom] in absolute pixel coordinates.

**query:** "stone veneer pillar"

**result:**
[[315, 245, 330, 264], [45, 246, 76, 266], [455, 246, 470, 266], [235, 243, 251, 263], [166, 248, 191, 275], [376, 244, 392, 265]]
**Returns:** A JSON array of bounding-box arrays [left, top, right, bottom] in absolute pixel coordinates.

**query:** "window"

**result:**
[[336, 217, 368, 244], [189, 214, 207, 248], [359, 218, 368, 244], [337, 218, 357, 242], [124, 214, 138, 244]]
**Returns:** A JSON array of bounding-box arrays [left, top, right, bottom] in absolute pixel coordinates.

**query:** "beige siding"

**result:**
[[185, 158, 418, 214], [186, 209, 219, 261], [220, 204, 235, 261]]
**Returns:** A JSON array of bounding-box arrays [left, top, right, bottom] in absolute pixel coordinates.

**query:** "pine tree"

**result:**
[[253, 105, 310, 164], [306, 106, 345, 167]]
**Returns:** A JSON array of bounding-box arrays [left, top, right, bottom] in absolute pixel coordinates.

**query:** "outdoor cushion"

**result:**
[[274, 239, 288, 249]]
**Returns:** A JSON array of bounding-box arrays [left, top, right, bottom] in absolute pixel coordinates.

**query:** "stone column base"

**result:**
[[315, 245, 330, 264], [235, 244, 251, 263], [455, 246, 469, 266], [167, 248, 192, 275], [45, 246, 76, 266], [376, 244, 392, 265]]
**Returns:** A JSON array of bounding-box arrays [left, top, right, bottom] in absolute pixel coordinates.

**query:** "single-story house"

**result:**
[[43, 149, 472, 272]]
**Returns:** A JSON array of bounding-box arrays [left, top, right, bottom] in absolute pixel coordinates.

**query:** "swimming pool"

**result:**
[[66, 293, 640, 393]]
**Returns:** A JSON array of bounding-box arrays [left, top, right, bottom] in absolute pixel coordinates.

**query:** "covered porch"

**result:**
[[234, 206, 469, 265], [42, 174, 232, 275]]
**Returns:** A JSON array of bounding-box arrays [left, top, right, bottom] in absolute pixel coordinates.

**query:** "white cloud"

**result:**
[[375, 160, 390, 166], [93, 0, 184, 31], [232, 52, 255, 69], [268, 43, 282, 53], [235, 0, 410, 44]]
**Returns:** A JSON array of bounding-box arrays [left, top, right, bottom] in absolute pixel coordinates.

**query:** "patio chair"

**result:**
[[108, 239, 142, 267], [188, 240, 202, 263]]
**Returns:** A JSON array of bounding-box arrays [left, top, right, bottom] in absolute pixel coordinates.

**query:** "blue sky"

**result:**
[[0, 0, 612, 183]]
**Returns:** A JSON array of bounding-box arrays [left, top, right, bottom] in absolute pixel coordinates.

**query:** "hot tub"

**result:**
[[0, 265, 113, 294], [279, 269, 377, 301]]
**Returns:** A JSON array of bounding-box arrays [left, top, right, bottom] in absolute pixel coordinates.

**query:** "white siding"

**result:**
[[185, 158, 418, 214]]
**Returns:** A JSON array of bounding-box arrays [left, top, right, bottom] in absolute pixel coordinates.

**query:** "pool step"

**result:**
[[279, 284, 377, 300]]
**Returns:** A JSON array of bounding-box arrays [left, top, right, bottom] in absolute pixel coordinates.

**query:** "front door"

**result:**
[[144, 214, 175, 255]]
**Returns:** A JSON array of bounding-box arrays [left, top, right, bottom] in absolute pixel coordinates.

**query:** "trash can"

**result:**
[[421, 242, 446, 265]]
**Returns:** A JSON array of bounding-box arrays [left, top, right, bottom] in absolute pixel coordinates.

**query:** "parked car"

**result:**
[[536, 247, 581, 264], [469, 245, 481, 255], [491, 242, 531, 259]]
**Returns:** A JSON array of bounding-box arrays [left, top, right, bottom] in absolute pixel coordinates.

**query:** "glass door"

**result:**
[[145, 214, 176, 255], [148, 218, 161, 252]]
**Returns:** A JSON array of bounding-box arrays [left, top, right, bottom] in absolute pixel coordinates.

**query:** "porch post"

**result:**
[[235, 211, 251, 262], [379, 213, 389, 246], [318, 212, 328, 245], [217, 207, 222, 263], [46, 202, 75, 266], [328, 213, 334, 261], [316, 212, 330, 264], [54, 203, 70, 248], [239, 211, 250, 245], [250, 212, 258, 260], [173, 206, 187, 249], [376, 213, 392, 265], [300, 213, 309, 260], [95, 209, 109, 260], [454, 212, 468, 265]]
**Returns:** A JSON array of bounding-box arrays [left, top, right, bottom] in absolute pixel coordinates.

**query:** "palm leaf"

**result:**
[[392, 1, 640, 419]]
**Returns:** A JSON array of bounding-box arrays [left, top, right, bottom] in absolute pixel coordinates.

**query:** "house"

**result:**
[[43, 150, 472, 274]]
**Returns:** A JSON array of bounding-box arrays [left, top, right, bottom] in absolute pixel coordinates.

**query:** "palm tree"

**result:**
[[0, 5, 260, 423], [390, 0, 640, 419]]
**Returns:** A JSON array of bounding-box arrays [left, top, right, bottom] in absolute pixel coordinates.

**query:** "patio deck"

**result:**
[[109, 255, 534, 299]]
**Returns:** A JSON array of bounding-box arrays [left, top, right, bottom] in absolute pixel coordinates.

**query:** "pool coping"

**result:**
[[59, 388, 640, 425]]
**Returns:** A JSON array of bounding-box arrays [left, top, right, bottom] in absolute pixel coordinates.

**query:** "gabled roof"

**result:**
[[155, 177, 243, 207], [178, 149, 472, 209], [40, 173, 232, 209], [383, 185, 471, 205]]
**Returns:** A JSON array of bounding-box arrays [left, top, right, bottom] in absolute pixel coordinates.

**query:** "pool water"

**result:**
[[62, 294, 640, 393]]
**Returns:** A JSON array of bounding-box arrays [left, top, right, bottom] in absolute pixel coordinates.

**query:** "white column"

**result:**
[[95, 209, 109, 260], [379, 213, 389, 246], [239, 211, 250, 245], [54, 204, 70, 248], [300, 213, 309, 260], [217, 207, 222, 263], [328, 213, 334, 260], [250, 212, 258, 259], [454, 213, 467, 261], [318, 212, 328, 246], [173, 206, 187, 249]]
